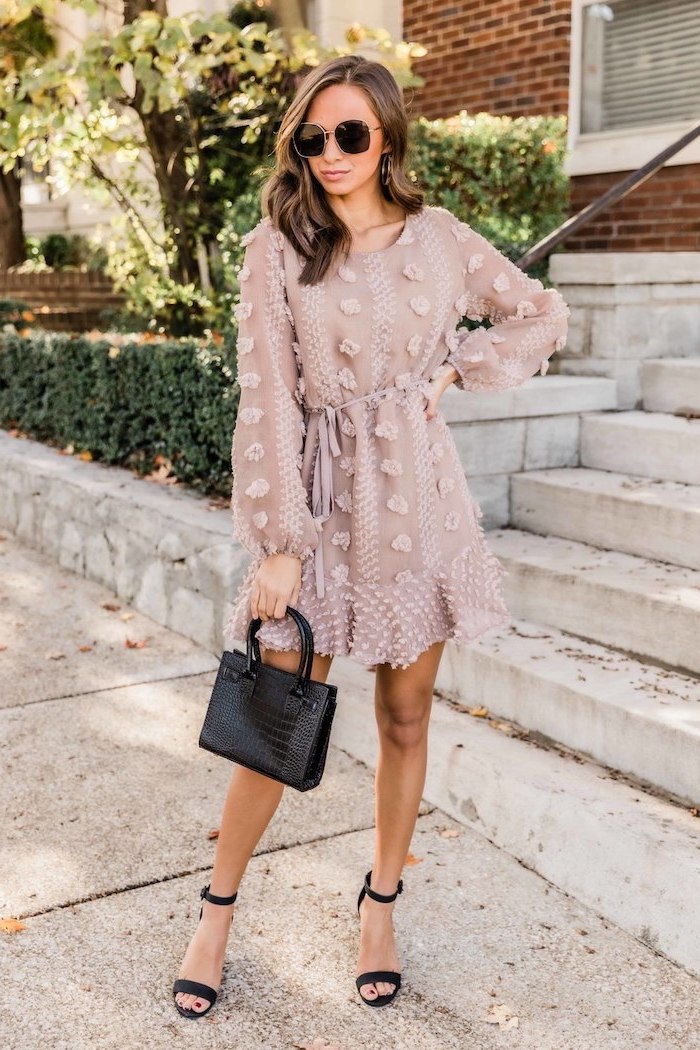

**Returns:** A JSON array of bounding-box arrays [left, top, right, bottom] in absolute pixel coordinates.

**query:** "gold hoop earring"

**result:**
[[380, 153, 392, 186]]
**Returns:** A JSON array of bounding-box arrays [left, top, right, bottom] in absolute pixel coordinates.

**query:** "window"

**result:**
[[581, 0, 700, 133]]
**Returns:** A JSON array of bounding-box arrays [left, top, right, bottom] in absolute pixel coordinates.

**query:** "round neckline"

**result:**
[[347, 210, 413, 256]]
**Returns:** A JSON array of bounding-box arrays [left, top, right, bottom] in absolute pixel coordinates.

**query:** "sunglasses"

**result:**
[[292, 119, 382, 158]]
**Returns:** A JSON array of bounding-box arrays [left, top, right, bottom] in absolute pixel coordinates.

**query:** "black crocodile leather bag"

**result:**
[[198, 607, 338, 792]]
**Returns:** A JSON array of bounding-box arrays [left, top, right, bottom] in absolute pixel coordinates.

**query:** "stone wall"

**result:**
[[549, 253, 700, 409]]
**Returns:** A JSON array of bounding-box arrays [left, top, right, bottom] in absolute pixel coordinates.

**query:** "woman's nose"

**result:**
[[323, 132, 344, 160]]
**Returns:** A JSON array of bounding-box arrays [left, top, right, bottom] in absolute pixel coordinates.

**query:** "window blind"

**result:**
[[581, 0, 700, 133]]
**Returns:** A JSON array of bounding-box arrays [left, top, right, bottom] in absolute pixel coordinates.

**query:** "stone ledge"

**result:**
[[439, 374, 617, 422], [550, 252, 700, 285], [0, 431, 246, 651]]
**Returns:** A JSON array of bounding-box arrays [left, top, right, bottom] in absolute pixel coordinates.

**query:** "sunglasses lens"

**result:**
[[294, 123, 325, 157], [336, 120, 371, 154]]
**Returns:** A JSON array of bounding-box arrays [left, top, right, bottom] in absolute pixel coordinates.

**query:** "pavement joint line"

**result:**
[[11, 810, 437, 921], [0, 669, 219, 713]]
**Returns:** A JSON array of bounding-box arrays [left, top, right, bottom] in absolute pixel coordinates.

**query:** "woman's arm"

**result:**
[[230, 219, 320, 565], [443, 216, 570, 392]]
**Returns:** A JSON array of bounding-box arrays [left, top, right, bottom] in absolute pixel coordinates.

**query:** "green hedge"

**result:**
[[0, 330, 239, 498], [409, 111, 568, 283]]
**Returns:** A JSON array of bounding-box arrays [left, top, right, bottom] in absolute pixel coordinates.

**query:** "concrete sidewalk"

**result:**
[[2, 531, 700, 1050]]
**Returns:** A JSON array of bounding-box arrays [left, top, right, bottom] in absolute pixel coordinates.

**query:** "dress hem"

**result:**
[[223, 543, 512, 671]]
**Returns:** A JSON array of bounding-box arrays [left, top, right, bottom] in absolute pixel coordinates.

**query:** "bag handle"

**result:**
[[246, 606, 315, 697]]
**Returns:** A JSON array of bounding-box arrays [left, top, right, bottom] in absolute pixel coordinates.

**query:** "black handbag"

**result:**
[[198, 606, 338, 792]]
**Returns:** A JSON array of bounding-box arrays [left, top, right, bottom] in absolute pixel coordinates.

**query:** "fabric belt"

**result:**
[[303, 377, 431, 599]]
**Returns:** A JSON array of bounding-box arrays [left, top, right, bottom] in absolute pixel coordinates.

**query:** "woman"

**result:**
[[173, 54, 569, 1016]]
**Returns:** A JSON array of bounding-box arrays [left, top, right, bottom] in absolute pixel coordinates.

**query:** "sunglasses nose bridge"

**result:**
[[324, 128, 343, 153]]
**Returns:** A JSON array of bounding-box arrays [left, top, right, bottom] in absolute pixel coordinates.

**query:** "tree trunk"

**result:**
[[123, 0, 199, 284], [0, 165, 25, 270]]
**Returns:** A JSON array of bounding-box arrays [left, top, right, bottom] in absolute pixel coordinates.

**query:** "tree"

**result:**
[[0, 6, 55, 268], [0, 0, 424, 305]]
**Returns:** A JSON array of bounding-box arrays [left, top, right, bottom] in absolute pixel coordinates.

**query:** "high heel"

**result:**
[[355, 869, 403, 1007], [172, 883, 238, 1019]]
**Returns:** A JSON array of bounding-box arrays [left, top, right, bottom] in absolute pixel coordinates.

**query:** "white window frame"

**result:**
[[565, 0, 700, 176]]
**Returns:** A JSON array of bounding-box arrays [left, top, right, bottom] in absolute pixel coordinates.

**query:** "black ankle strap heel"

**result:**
[[173, 882, 238, 1019], [355, 869, 404, 1008], [198, 883, 238, 919]]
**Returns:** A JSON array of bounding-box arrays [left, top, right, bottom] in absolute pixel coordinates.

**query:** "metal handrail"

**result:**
[[517, 121, 700, 270]]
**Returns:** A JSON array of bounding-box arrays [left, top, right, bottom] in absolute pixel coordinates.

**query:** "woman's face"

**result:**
[[300, 83, 388, 199]]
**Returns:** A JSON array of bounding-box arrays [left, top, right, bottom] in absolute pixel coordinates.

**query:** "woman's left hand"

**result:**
[[424, 363, 459, 420]]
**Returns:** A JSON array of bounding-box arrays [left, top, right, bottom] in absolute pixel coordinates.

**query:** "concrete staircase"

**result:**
[[439, 357, 700, 807], [431, 358, 700, 978]]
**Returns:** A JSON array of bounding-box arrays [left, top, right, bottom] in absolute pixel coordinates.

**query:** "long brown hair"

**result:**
[[261, 55, 424, 285]]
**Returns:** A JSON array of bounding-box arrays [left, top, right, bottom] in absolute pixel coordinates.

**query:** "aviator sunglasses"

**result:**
[[292, 119, 382, 158]]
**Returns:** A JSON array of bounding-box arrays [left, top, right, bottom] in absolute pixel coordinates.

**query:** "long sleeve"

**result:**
[[443, 215, 570, 392], [230, 218, 320, 561]]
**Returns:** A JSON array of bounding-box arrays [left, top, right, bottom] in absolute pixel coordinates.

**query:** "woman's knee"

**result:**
[[376, 698, 432, 750]]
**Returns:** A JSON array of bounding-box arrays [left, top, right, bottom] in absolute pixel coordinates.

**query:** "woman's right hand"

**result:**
[[250, 553, 303, 621]]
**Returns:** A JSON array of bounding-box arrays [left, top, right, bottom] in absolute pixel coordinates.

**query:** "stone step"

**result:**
[[435, 617, 700, 805], [488, 528, 700, 677], [641, 358, 700, 416], [440, 374, 617, 423], [511, 467, 700, 570], [581, 410, 700, 485]]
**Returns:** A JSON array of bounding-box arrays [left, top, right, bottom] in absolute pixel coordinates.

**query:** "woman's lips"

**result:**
[[322, 170, 349, 179]]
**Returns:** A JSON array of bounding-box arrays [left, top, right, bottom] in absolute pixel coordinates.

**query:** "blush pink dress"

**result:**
[[222, 204, 570, 668]]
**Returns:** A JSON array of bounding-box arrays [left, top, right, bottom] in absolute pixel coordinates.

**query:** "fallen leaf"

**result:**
[[0, 917, 26, 933], [404, 852, 423, 865], [77, 645, 93, 652], [125, 637, 149, 649], [77, 450, 93, 461], [101, 602, 121, 612], [485, 1002, 519, 1029], [469, 705, 489, 717], [207, 829, 220, 840], [120, 612, 135, 622], [0, 645, 7, 652], [440, 828, 460, 838], [46, 651, 66, 660]]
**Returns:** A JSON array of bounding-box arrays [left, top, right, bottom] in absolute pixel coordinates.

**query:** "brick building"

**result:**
[[23, 1, 700, 253], [399, 0, 700, 252]]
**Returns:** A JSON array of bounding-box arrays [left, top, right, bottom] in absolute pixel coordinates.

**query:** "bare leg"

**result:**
[[175, 645, 334, 1013], [356, 639, 445, 1002]]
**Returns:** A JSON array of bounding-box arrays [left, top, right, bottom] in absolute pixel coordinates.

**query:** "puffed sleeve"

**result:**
[[230, 218, 320, 561], [443, 214, 570, 392]]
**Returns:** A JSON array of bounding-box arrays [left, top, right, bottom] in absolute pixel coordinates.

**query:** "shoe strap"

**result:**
[[200, 883, 238, 906], [363, 869, 403, 903], [173, 978, 218, 1003]]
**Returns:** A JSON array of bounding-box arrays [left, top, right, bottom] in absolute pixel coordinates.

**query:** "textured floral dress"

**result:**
[[222, 204, 569, 668]]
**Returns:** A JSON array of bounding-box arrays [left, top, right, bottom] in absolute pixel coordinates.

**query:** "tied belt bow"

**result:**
[[303, 377, 431, 599]]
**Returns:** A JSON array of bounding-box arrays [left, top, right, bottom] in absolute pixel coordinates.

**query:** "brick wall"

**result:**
[[402, 0, 700, 251], [567, 165, 700, 251], [403, 0, 570, 120]]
